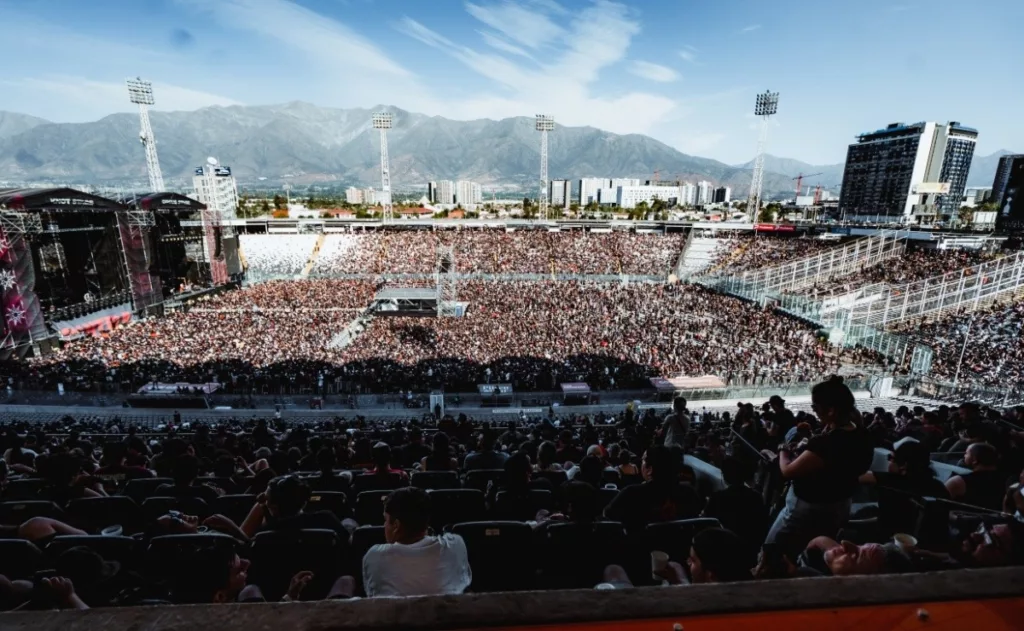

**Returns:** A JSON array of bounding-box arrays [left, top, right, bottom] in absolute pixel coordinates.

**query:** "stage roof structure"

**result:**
[[375, 287, 437, 301], [118, 192, 206, 211], [0, 188, 124, 212]]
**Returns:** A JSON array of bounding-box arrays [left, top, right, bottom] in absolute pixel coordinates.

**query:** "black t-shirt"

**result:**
[[603, 481, 701, 534], [792, 425, 874, 504], [961, 470, 1006, 512], [772, 409, 796, 438], [872, 471, 949, 535]]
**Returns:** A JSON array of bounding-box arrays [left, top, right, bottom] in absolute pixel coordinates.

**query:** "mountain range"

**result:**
[[0, 102, 1012, 197]]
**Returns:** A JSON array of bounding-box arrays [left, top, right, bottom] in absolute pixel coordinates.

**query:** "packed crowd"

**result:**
[[893, 301, 1024, 389], [710, 234, 837, 274], [795, 246, 1001, 299], [10, 280, 880, 394], [306, 231, 687, 277], [238, 235, 319, 281], [1, 379, 1021, 613]]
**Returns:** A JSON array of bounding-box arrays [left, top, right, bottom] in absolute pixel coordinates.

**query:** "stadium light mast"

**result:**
[[536, 115, 554, 221], [372, 112, 394, 223], [746, 90, 779, 221], [126, 77, 165, 192]]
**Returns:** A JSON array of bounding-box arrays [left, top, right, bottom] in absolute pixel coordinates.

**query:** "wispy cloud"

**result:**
[[478, 30, 533, 59], [678, 49, 698, 64], [630, 61, 680, 83], [396, 1, 677, 138], [740, 24, 762, 33]]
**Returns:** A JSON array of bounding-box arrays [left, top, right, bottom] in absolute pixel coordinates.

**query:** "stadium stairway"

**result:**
[[300, 234, 327, 278], [678, 237, 723, 279]]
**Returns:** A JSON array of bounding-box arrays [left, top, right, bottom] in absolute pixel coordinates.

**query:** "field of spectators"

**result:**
[[11, 280, 879, 394], [238, 234, 318, 280], [0, 390, 1020, 611], [307, 231, 686, 276], [704, 234, 838, 274]]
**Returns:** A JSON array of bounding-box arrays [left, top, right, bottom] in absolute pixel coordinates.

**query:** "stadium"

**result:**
[[1, 186, 1022, 625]]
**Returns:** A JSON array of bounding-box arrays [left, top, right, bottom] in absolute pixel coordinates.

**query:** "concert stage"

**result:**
[[0, 187, 232, 357], [372, 287, 468, 317]]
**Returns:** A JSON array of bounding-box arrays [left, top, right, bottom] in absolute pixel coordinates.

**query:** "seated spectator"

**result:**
[[155, 454, 221, 504], [242, 474, 349, 539], [307, 448, 350, 493], [366, 442, 409, 480], [603, 527, 752, 587], [399, 429, 431, 469], [794, 536, 908, 577], [463, 429, 508, 471], [420, 432, 458, 471], [534, 481, 601, 531], [566, 454, 606, 489], [945, 443, 1005, 511], [603, 445, 701, 535], [36, 452, 105, 506], [556, 430, 585, 465], [608, 445, 639, 477], [486, 452, 551, 508], [859, 441, 950, 537], [535, 441, 564, 473], [54, 546, 123, 608], [702, 456, 768, 552], [362, 487, 472, 597], [94, 443, 154, 492]]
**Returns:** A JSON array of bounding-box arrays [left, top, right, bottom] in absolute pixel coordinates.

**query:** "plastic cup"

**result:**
[[893, 533, 917, 551], [101, 525, 123, 537], [651, 550, 669, 581]]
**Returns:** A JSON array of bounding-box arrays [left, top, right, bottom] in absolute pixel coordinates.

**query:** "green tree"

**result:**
[[584, 200, 599, 214], [259, 199, 271, 214], [273, 194, 286, 210], [958, 205, 975, 227], [757, 205, 775, 223], [569, 201, 580, 215]]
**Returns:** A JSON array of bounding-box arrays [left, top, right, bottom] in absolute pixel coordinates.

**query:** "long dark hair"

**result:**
[[811, 375, 857, 427]]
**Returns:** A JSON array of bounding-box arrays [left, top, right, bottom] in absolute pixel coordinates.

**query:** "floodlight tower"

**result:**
[[372, 112, 394, 223], [536, 115, 554, 220], [126, 77, 165, 192], [746, 90, 779, 221]]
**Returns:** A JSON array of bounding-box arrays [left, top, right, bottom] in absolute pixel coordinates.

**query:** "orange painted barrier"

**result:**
[[480, 597, 1024, 631]]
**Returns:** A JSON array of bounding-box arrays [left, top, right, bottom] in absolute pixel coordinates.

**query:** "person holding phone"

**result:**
[[764, 376, 873, 556]]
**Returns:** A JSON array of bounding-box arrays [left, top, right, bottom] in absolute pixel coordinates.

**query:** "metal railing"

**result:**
[[701, 232, 906, 298], [844, 251, 1024, 328]]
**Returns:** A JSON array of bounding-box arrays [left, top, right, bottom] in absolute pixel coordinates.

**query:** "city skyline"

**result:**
[[0, 0, 1021, 166]]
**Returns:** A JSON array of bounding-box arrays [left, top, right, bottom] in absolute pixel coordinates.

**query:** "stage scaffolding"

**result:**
[[436, 245, 458, 317], [701, 231, 906, 299], [115, 209, 162, 311], [0, 211, 47, 352]]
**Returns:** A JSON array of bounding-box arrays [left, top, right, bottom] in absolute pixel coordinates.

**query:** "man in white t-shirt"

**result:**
[[362, 487, 472, 597]]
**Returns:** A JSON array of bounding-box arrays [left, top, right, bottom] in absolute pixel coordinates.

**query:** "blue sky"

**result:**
[[1, 0, 1021, 165]]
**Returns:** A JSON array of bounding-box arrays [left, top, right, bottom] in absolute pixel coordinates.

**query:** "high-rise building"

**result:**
[[992, 154, 1024, 207], [192, 164, 238, 219], [362, 188, 377, 205], [427, 181, 437, 204], [616, 186, 680, 209], [678, 183, 696, 207], [995, 155, 1024, 230], [455, 180, 482, 205], [696, 181, 714, 206], [610, 178, 641, 188], [345, 186, 363, 205], [549, 180, 570, 208], [578, 178, 608, 205], [838, 121, 978, 222], [434, 180, 455, 205], [713, 186, 732, 204]]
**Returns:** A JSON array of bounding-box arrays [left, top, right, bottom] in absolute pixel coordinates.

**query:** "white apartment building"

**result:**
[[578, 178, 608, 205], [345, 186, 363, 205], [456, 180, 483, 205], [616, 185, 681, 209], [610, 178, 641, 188], [549, 180, 570, 208], [679, 183, 696, 207], [192, 164, 239, 219], [434, 180, 456, 205], [696, 181, 714, 206]]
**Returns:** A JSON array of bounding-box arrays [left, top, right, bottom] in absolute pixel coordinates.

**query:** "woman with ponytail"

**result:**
[[765, 376, 874, 556]]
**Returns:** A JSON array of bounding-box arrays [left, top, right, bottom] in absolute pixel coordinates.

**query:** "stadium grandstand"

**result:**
[[1, 210, 1023, 625]]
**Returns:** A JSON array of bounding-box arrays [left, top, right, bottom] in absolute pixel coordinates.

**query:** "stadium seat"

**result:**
[[123, 478, 174, 504], [411, 471, 461, 490], [45, 535, 139, 570], [146, 533, 241, 580], [0, 539, 44, 580], [355, 490, 391, 526], [463, 469, 504, 493], [0, 500, 64, 526], [141, 496, 211, 521], [452, 521, 535, 592], [597, 487, 619, 512], [248, 529, 345, 601], [539, 521, 628, 589], [428, 489, 486, 530], [197, 476, 240, 494], [643, 518, 722, 564], [1, 478, 45, 501], [534, 470, 568, 488], [493, 489, 555, 521], [619, 474, 643, 488], [305, 491, 349, 520], [349, 525, 387, 595], [213, 494, 257, 526], [64, 496, 144, 534], [352, 473, 406, 495]]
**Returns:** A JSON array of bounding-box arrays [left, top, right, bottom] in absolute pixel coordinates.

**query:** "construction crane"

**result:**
[[813, 185, 823, 206], [792, 172, 822, 198]]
